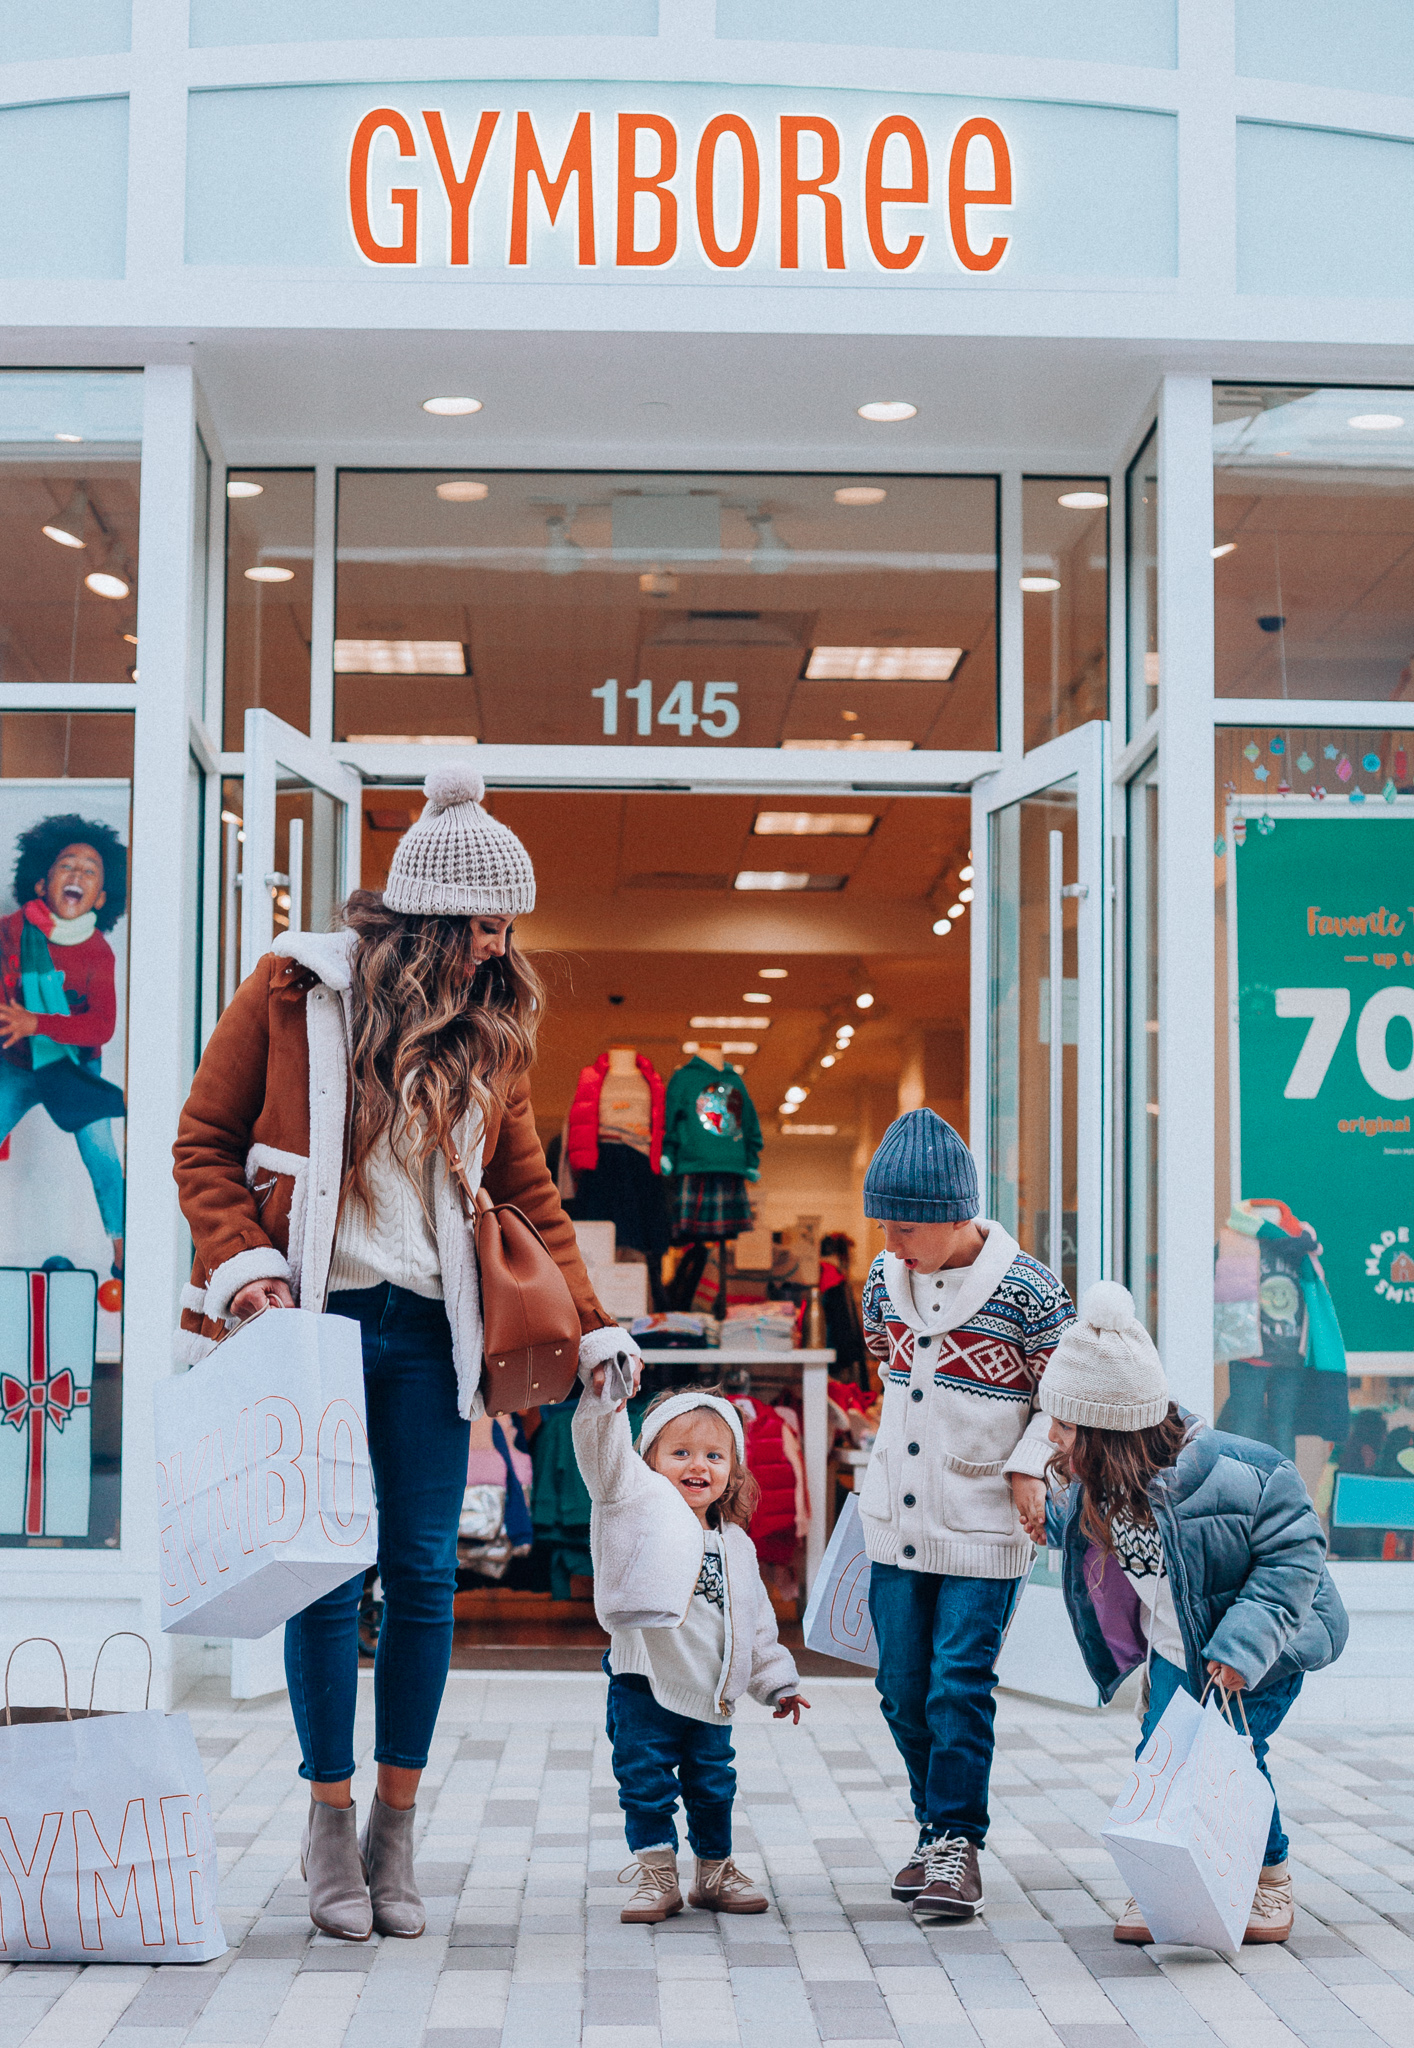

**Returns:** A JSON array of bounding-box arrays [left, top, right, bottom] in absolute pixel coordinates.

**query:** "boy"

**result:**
[[858, 1109, 1073, 1921]]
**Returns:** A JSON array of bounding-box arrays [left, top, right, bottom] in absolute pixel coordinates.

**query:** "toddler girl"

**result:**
[[573, 1374, 809, 1922]]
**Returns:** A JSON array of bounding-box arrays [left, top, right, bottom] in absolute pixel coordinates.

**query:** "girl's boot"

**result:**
[[359, 1792, 426, 1938], [619, 1847, 683, 1922], [689, 1857, 768, 1913]]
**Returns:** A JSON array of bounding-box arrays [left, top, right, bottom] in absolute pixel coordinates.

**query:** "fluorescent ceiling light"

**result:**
[[691, 1015, 772, 1030], [932, 918, 952, 935], [344, 733, 478, 744], [1348, 413, 1404, 430], [805, 646, 961, 681], [758, 967, 788, 978], [227, 479, 264, 499], [334, 638, 467, 675], [1020, 575, 1061, 593], [734, 872, 846, 892], [754, 810, 877, 836], [834, 486, 887, 505], [780, 1124, 838, 1135], [683, 1040, 757, 1055], [436, 479, 489, 501], [245, 564, 294, 582], [1057, 490, 1108, 510], [422, 396, 482, 415], [1211, 542, 1237, 559], [54, 432, 82, 443], [742, 992, 772, 1004], [781, 738, 915, 751], [857, 400, 916, 422]]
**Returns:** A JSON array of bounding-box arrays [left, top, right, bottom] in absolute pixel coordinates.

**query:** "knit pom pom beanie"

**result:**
[[383, 767, 536, 918], [1038, 1281, 1170, 1432]]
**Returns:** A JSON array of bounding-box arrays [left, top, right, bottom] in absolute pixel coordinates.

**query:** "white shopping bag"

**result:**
[[0, 1635, 225, 1964], [154, 1307, 377, 1639], [1102, 1684, 1275, 1952], [802, 1493, 877, 1670]]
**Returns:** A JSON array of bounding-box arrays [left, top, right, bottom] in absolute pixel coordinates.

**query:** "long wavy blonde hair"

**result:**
[[340, 889, 543, 1213]]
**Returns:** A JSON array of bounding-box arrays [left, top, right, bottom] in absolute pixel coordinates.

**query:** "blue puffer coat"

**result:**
[[1044, 1423, 1348, 1700]]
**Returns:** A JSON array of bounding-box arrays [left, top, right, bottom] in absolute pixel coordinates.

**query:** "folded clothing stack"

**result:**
[[723, 1302, 799, 1353], [630, 1310, 720, 1350]]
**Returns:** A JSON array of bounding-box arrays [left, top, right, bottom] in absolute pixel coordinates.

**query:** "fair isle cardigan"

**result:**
[[859, 1223, 1075, 1579]]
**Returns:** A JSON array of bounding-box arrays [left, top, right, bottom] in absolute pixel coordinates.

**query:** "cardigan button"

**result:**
[[918, 1335, 931, 1348], [903, 1492, 916, 1508], [911, 1388, 923, 1403], [902, 1544, 916, 1559], [907, 1441, 920, 1456]]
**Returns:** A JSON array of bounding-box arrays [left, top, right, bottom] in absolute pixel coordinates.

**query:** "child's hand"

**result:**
[[1009, 1473, 1047, 1544], [1206, 1659, 1247, 1693], [772, 1693, 810, 1723], [0, 1001, 38, 1048]]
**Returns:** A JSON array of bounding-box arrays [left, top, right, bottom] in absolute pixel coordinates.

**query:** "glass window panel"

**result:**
[[1215, 721, 1414, 1560], [0, 413, 140, 679], [1127, 426, 1158, 733], [989, 777, 1079, 1296], [223, 469, 314, 749], [0, 711, 133, 1549], [333, 470, 998, 752], [1215, 383, 1414, 701], [1022, 475, 1109, 750], [1125, 759, 1159, 1334]]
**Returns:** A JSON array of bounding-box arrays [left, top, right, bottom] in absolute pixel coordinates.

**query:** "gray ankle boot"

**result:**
[[300, 1799, 372, 1941], [359, 1792, 425, 1938]]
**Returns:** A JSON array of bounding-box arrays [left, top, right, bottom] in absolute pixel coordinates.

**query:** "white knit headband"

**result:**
[[637, 1392, 744, 1462]]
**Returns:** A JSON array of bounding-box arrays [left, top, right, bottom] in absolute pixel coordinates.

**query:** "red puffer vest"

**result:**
[[733, 1398, 797, 1548], [566, 1052, 666, 1174]]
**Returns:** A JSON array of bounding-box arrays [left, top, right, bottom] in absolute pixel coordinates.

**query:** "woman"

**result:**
[[1025, 1282, 1346, 1948], [173, 768, 635, 1943]]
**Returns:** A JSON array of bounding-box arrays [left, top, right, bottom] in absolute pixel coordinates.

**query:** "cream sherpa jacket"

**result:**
[[572, 1379, 799, 1722]]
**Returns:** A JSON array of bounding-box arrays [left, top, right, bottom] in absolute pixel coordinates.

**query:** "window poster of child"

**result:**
[[0, 783, 129, 1547]]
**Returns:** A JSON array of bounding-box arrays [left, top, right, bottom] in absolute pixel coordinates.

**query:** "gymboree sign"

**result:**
[[184, 84, 1177, 282], [1230, 804, 1414, 1370], [349, 103, 1012, 274]]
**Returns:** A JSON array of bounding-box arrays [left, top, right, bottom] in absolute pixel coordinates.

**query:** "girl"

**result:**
[[572, 1376, 809, 1922], [174, 769, 634, 1942], [1028, 1282, 1347, 1947]]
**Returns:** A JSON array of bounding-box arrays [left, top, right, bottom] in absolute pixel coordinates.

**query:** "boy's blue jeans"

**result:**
[[604, 1664, 735, 1860], [1143, 1654, 1302, 1868], [0, 1056, 125, 1238], [285, 1284, 469, 1781], [868, 1562, 1022, 1845]]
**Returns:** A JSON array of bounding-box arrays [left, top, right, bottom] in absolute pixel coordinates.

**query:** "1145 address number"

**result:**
[[591, 678, 739, 739]]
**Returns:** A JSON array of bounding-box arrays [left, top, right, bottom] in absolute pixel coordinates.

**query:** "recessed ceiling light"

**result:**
[[779, 1102, 800, 1115], [948, 901, 966, 918], [959, 864, 974, 881], [422, 396, 482, 416], [836, 1024, 854, 1038], [334, 638, 466, 675], [805, 647, 961, 681], [834, 485, 887, 505], [54, 431, 83, 443], [932, 918, 952, 935], [1057, 490, 1108, 510], [759, 967, 788, 978], [857, 401, 917, 422], [1020, 575, 1061, 593], [227, 479, 264, 499], [1348, 413, 1404, 430], [245, 564, 295, 582], [754, 810, 877, 836], [820, 1054, 836, 1067], [85, 568, 130, 600], [743, 992, 772, 1004], [855, 992, 875, 1010], [42, 522, 85, 549], [122, 632, 138, 646], [959, 886, 974, 902], [785, 1086, 808, 1104], [780, 738, 915, 751], [733, 872, 846, 891], [691, 1015, 772, 1030], [436, 479, 489, 501], [1211, 542, 1237, 559]]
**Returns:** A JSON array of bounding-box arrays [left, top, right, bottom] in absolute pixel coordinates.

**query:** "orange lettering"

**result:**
[[509, 110, 596, 267], [616, 113, 678, 266], [695, 113, 760, 269], [349, 107, 418, 265], [779, 115, 845, 270], [864, 115, 928, 271], [422, 108, 500, 266], [948, 116, 1010, 273]]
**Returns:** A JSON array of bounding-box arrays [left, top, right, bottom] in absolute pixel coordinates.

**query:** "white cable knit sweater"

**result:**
[[327, 1128, 443, 1299]]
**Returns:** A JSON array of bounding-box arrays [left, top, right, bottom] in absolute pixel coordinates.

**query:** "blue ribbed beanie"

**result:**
[[863, 1109, 979, 1222]]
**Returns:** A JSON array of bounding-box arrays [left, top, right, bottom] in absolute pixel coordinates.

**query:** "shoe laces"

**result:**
[[703, 1857, 756, 1898], [619, 1858, 679, 1902], [921, 1833, 970, 1888]]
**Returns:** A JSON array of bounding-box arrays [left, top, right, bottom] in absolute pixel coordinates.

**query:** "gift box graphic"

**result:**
[[0, 1268, 96, 1539]]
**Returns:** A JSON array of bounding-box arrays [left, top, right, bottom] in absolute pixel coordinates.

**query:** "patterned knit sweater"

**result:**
[[859, 1222, 1074, 1579]]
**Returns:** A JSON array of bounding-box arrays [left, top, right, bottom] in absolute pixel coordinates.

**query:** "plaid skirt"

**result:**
[[670, 1171, 755, 1244]]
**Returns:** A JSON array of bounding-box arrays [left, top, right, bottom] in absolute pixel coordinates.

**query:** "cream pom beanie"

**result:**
[[383, 767, 536, 918], [1038, 1281, 1170, 1432]]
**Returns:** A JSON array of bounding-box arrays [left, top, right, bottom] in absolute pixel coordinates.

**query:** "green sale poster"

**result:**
[[1231, 805, 1414, 1369]]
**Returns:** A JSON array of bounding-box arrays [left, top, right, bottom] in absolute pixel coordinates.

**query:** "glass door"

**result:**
[[241, 710, 362, 979], [972, 721, 1110, 1303]]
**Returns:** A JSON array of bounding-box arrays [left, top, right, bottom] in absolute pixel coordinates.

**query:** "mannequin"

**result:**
[[662, 1042, 763, 1318], [566, 1043, 669, 1301]]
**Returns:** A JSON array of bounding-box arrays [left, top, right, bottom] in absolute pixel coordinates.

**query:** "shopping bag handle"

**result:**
[[89, 1632, 154, 1712], [1200, 1672, 1253, 1742], [4, 1637, 71, 1724]]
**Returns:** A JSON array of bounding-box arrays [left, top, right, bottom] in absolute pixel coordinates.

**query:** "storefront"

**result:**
[[2, 4, 1413, 1714]]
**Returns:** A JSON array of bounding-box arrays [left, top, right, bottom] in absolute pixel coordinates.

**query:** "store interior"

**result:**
[[359, 785, 972, 1665]]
